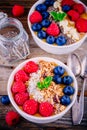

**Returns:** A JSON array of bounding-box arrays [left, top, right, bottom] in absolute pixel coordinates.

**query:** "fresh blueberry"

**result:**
[[62, 76, 73, 85], [63, 86, 75, 96], [36, 4, 47, 12], [53, 66, 65, 76], [44, 0, 55, 6], [56, 36, 67, 46], [46, 36, 55, 44], [41, 19, 51, 27], [60, 95, 71, 105], [1, 95, 10, 105], [62, 5, 71, 12], [32, 23, 42, 31], [53, 75, 62, 84], [37, 30, 47, 39], [41, 11, 49, 19]]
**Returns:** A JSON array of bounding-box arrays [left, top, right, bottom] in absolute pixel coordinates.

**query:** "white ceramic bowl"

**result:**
[[28, 0, 87, 55], [7, 57, 78, 123]]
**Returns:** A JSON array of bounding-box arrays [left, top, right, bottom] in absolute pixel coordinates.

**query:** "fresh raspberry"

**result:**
[[39, 102, 54, 117], [46, 22, 60, 36], [67, 10, 80, 21], [12, 5, 24, 17], [73, 3, 85, 14], [61, 0, 75, 7], [75, 18, 87, 32], [24, 61, 38, 73], [29, 11, 42, 24], [14, 70, 29, 82], [23, 99, 38, 115], [11, 81, 26, 94], [5, 111, 20, 126], [14, 92, 29, 106]]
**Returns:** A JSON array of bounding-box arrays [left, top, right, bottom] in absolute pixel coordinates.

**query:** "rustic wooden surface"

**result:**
[[0, 0, 87, 129]]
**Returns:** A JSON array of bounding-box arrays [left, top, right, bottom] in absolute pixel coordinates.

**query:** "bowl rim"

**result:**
[[7, 57, 78, 121]]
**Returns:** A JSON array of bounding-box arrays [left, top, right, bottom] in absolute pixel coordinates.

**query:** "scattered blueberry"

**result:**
[[60, 95, 71, 105], [63, 86, 75, 96], [32, 23, 42, 31], [62, 5, 71, 12], [44, 0, 55, 6], [53, 75, 62, 84], [1, 95, 10, 105], [56, 36, 67, 46], [36, 4, 47, 12], [62, 76, 73, 85], [41, 19, 51, 27], [41, 11, 49, 19], [46, 36, 55, 44], [53, 66, 65, 76], [37, 30, 47, 39]]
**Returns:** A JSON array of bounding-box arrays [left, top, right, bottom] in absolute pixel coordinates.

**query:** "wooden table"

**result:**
[[0, 0, 87, 129]]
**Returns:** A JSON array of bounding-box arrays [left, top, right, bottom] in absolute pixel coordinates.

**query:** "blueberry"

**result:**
[[60, 95, 71, 105], [41, 19, 51, 27], [32, 23, 42, 31], [63, 76, 73, 85], [44, 0, 55, 6], [56, 36, 67, 46], [62, 5, 71, 12], [63, 86, 75, 96], [53, 75, 62, 84], [37, 30, 47, 39], [46, 36, 55, 44], [1, 95, 10, 105], [41, 11, 49, 19], [36, 4, 47, 12], [53, 66, 65, 76]]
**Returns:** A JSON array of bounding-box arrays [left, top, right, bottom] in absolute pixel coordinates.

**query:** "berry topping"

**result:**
[[53, 75, 62, 84], [24, 61, 38, 73], [62, 76, 73, 85], [12, 81, 26, 94], [44, 0, 55, 6], [62, 5, 71, 12], [56, 35, 67, 46], [23, 99, 38, 115], [1, 95, 10, 105], [12, 5, 24, 17], [36, 4, 47, 12], [29, 11, 42, 24], [75, 18, 87, 33], [67, 10, 80, 21], [32, 23, 42, 31], [63, 86, 75, 96], [46, 22, 60, 36], [60, 95, 71, 105], [41, 11, 49, 19], [14, 92, 29, 106], [53, 66, 65, 76], [39, 102, 54, 117], [73, 3, 85, 14], [62, 0, 75, 7], [5, 111, 20, 126], [41, 19, 51, 27], [46, 36, 55, 44], [37, 30, 47, 39], [14, 70, 29, 82]]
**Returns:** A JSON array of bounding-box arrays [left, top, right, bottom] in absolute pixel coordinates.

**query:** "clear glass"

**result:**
[[0, 14, 30, 63]]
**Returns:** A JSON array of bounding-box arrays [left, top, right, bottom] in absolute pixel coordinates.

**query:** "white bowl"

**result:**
[[7, 57, 78, 123], [28, 0, 87, 55]]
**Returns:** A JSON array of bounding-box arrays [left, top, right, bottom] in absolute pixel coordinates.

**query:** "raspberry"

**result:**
[[73, 3, 85, 14], [75, 18, 87, 32], [24, 61, 38, 73], [14, 70, 29, 82], [67, 10, 80, 21], [61, 0, 75, 7], [11, 81, 26, 94], [23, 99, 38, 115], [12, 5, 24, 17], [29, 11, 42, 24], [39, 102, 54, 117], [14, 92, 29, 106], [5, 111, 20, 126], [46, 22, 60, 36]]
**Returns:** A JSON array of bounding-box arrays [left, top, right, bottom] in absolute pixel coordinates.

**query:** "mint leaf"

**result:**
[[50, 11, 59, 21]]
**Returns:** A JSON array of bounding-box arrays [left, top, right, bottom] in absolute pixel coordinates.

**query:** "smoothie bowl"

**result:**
[[28, 0, 87, 54], [7, 57, 77, 123]]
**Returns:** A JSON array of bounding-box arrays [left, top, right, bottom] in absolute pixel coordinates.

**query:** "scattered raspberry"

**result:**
[[67, 10, 80, 21], [5, 111, 20, 126], [23, 99, 38, 115], [61, 0, 75, 7], [14, 92, 29, 106], [73, 3, 85, 14], [12, 5, 24, 17], [39, 102, 54, 117], [14, 70, 29, 82], [24, 61, 38, 73], [46, 22, 60, 36], [12, 81, 26, 94], [75, 18, 87, 32], [29, 11, 42, 24]]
